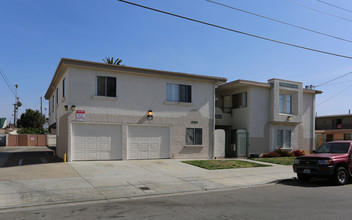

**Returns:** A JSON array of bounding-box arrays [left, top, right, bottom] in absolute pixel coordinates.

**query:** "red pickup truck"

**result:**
[[293, 141, 352, 185]]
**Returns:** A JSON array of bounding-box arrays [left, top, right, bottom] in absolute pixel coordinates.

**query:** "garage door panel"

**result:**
[[98, 152, 110, 160], [72, 124, 122, 161], [99, 143, 111, 150], [150, 143, 159, 150], [127, 125, 170, 160]]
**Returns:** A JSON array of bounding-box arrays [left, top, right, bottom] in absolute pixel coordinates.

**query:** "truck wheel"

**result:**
[[297, 174, 310, 182], [334, 167, 349, 185]]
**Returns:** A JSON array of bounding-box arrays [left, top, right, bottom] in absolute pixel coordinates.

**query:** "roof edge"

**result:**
[[45, 58, 227, 99]]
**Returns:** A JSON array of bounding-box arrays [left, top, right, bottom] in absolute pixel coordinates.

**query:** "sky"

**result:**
[[1, 0, 352, 124]]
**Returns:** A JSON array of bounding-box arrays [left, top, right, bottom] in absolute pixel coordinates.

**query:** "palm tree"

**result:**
[[102, 57, 122, 65]]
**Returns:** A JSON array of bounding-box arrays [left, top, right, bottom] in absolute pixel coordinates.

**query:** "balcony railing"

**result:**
[[316, 124, 352, 130]]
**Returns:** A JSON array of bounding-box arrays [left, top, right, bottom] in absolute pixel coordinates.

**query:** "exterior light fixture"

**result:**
[[64, 105, 68, 111], [287, 116, 291, 121], [71, 105, 76, 111], [147, 110, 153, 120]]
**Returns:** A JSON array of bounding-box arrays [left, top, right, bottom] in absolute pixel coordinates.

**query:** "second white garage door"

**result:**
[[72, 123, 122, 161], [127, 125, 170, 160]]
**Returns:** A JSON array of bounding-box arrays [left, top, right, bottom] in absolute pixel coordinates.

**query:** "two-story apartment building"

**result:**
[[215, 79, 322, 157], [44, 58, 226, 162], [315, 114, 352, 146]]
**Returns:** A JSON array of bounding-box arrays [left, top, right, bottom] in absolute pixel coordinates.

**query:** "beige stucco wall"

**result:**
[[216, 79, 318, 155], [54, 66, 216, 161]]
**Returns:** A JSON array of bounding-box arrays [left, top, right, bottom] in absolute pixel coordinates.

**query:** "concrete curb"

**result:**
[[0, 177, 294, 212]]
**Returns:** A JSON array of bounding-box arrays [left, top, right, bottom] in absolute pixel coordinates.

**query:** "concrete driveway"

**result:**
[[0, 159, 295, 210]]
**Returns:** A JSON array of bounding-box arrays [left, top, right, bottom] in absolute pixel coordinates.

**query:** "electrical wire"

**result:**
[[117, 0, 352, 60], [315, 71, 352, 87], [206, 0, 352, 43], [317, 84, 352, 106], [317, 0, 352, 13], [318, 79, 352, 87], [0, 68, 16, 97], [284, 0, 352, 22]]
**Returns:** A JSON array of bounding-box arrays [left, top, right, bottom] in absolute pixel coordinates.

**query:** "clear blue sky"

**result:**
[[1, 0, 352, 123]]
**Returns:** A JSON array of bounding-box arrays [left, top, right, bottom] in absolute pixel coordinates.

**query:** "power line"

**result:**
[[317, 84, 352, 106], [316, 71, 352, 87], [284, 0, 352, 22], [117, 0, 352, 60], [206, 0, 352, 43], [0, 68, 16, 97], [318, 79, 352, 87], [317, 0, 352, 13]]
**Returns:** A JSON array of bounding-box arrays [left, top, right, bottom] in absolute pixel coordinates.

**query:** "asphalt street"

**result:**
[[0, 150, 62, 167], [1, 178, 351, 220]]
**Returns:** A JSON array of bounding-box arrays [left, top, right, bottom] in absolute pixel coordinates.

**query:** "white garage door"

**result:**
[[72, 123, 122, 161], [127, 125, 170, 160]]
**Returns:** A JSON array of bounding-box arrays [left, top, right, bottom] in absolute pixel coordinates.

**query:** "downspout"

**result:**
[[212, 81, 216, 159], [312, 93, 316, 152]]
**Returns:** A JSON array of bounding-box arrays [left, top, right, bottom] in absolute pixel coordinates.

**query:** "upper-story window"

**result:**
[[62, 78, 65, 98], [232, 92, 247, 109], [166, 83, 192, 103], [279, 94, 291, 114], [96, 76, 116, 97]]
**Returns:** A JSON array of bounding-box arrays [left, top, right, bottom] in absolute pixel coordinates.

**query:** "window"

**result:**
[[277, 130, 283, 148], [326, 134, 334, 142], [56, 88, 59, 104], [344, 133, 351, 140], [166, 83, 191, 103], [62, 78, 65, 98], [186, 128, 202, 145], [232, 92, 247, 109], [96, 76, 116, 97], [285, 130, 291, 148], [277, 129, 291, 148], [279, 94, 292, 114]]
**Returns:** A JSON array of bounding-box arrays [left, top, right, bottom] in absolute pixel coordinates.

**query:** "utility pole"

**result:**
[[40, 97, 43, 116], [13, 84, 18, 126], [13, 84, 21, 127]]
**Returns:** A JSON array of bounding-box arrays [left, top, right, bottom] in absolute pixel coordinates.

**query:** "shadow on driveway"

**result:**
[[0, 148, 62, 168], [277, 177, 348, 187]]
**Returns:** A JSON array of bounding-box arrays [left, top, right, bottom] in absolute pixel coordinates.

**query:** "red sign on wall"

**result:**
[[76, 110, 86, 121]]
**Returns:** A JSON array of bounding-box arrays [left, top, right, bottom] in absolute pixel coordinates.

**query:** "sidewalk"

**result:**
[[0, 159, 295, 210]]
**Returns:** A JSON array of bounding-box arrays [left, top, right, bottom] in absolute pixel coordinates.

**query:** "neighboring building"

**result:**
[[44, 58, 226, 162], [315, 114, 352, 147], [215, 79, 322, 157], [0, 118, 7, 129]]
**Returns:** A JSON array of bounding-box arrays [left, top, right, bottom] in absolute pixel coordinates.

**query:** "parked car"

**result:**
[[293, 141, 352, 185]]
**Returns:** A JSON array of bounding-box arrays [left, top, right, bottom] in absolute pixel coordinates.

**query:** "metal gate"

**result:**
[[236, 129, 249, 157], [0, 135, 6, 146]]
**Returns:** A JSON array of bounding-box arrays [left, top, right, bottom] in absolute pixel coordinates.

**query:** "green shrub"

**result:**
[[17, 127, 47, 134]]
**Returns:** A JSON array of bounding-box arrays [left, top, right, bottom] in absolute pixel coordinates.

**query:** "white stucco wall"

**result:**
[[67, 67, 213, 119], [51, 66, 217, 161]]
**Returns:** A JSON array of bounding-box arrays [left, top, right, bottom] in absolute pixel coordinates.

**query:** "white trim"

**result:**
[[92, 96, 118, 101], [163, 101, 193, 106], [184, 145, 204, 148]]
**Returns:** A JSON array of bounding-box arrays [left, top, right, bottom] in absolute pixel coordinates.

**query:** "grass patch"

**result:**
[[182, 160, 271, 170], [251, 157, 295, 166]]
